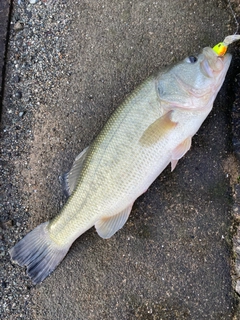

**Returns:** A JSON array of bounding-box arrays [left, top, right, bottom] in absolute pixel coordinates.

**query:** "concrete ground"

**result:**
[[1, 0, 240, 319]]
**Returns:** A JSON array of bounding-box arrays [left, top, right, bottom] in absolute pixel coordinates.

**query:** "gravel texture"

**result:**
[[1, 0, 240, 319]]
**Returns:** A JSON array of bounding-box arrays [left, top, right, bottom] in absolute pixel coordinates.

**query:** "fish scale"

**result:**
[[9, 37, 239, 284], [48, 82, 213, 244], [49, 79, 163, 241]]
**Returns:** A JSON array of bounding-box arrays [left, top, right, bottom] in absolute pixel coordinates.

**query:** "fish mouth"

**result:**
[[201, 47, 232, 79]]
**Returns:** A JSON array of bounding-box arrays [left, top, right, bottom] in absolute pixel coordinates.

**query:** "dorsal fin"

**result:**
[[63, 146, 89, 196]]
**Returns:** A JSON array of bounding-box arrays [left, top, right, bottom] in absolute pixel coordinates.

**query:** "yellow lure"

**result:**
[[212, 34, 240, 56], [212, 42, 228, 56]]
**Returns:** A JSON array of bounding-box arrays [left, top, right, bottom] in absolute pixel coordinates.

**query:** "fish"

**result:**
[[9, 37, 237, 284]]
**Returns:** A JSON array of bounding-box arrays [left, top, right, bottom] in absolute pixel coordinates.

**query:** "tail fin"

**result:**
[[9, 222, 70, 284]]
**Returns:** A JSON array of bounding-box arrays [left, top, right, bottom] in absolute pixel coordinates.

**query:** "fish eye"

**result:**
[[187, 55, 198, 63]]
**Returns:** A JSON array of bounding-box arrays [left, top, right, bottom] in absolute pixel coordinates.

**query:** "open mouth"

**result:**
[[201, 48, 225, 78], [201, 58, 214, 78]]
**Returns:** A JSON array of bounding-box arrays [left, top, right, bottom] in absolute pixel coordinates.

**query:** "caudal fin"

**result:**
[[9, 222, 70, 284]]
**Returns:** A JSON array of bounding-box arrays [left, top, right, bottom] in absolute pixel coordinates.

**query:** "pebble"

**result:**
[[13, 75, 20, 83], [14, 21, 24, 31], [15, 91, 22, 99], [5, 220, 13, 228]]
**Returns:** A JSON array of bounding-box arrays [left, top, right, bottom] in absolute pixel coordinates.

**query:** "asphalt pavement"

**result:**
[[1, 0, 240, 319]]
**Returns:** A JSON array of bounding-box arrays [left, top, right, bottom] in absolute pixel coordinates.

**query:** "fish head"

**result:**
[[157, 46, 232, 110]]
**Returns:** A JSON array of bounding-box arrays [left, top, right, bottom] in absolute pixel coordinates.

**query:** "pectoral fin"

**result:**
[[140, 111, 177, 146], [171, 136, 192, 171], [95, 205, 133, 239], [63, 146, 89, 196]]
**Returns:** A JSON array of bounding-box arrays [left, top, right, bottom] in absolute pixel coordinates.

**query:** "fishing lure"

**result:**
[[213, 35, 240, 56]]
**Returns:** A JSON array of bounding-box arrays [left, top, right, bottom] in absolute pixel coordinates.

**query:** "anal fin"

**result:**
[[171, 136, 192, 171], [95, 204, 133, 239]]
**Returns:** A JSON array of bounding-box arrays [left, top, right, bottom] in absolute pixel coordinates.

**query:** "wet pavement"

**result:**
[[0, 0, 240, 319]]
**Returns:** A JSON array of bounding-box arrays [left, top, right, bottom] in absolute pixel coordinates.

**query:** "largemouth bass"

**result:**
[[10, 37, 237, 284]]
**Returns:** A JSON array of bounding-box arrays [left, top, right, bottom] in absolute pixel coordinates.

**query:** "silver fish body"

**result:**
[[10, 45, 232, 284]]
